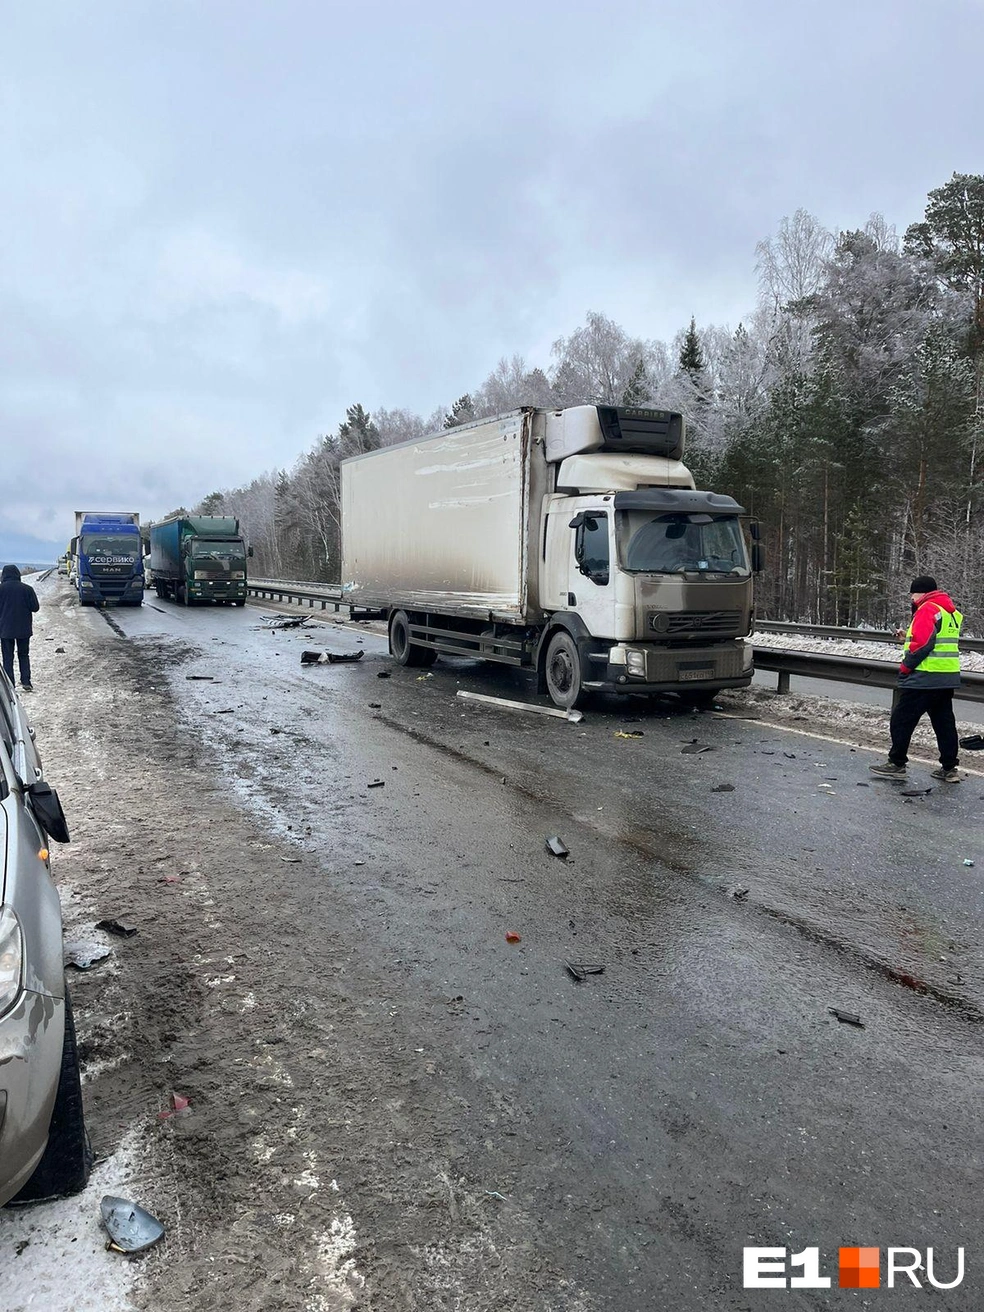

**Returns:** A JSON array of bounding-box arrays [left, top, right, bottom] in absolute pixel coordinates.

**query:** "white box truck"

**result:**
[[341, 405, 761, 709]]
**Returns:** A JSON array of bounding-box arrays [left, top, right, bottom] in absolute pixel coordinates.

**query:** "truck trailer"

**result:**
[[149, 516, 250, 605], [341, 405, 761, 709], [72, 512, 144, 606]]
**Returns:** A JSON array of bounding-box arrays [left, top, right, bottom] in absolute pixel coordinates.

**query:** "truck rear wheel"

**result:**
[[544, 631, 585, 710], [389, 611, 437, 667]]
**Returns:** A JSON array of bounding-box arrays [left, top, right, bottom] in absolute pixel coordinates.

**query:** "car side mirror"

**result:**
[[28, 781, 71, 844]]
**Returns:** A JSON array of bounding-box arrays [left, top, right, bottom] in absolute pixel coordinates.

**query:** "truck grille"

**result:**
[[649, 609, 742, 636]]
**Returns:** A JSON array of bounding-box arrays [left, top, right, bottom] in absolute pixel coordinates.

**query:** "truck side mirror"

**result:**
[[749, 519, 762, 542], [751, 542, 764, 574], [248, 546, 254, 558]]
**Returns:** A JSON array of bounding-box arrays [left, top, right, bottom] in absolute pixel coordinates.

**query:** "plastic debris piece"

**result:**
[[900, 787, 932, 797], [95, 919, 138, 938], [301, 649, 365, 665], [416, 672, 433, 680], [55, 646, 65, 653], [566, 961, 605, 982], [545, 836, 569, 859], [964, 859, 975, 868], [485, 1190, 509, 1201], [368, 702, 382, 709], [65, 942, 112, 970], [711, 783, 735, 793], [377, 671, 391, 679], [367, 779, 385, 789], [160, 874, 181, 884], [958, 734, 984, 750], [505, 931, 522, 943], [731, 887, 749, 900], [681, 741, 713, 754], [280, 855, 302, 863], [828, 1008, 864, 1028], [171, 1094, 190, 1112], [185, 675, 214, 680], [100, 1196, 166, 1254], [614, 730, 644, 740]]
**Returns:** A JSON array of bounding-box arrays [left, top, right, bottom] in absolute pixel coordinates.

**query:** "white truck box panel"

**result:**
[[341, 412, 537, 619]]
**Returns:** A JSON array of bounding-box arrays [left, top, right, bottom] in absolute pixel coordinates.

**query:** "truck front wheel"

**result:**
[[544, 631, 585, 710], [389, 611, 436, 667]]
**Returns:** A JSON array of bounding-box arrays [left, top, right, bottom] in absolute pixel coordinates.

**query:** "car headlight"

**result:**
[[80, 580, 94, 589], [0, 907, 24, 1018], [193, 572, 210, 581]]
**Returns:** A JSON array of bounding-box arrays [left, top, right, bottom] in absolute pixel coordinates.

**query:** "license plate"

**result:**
[[678, 667, 713, 681]]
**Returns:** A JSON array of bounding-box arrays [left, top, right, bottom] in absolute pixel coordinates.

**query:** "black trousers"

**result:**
[[889, 687, 959, 768], [1, 636, 32, 687]]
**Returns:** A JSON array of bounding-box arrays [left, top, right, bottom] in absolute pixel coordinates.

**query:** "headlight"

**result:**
[[626, 649, 647, 676], [0, 907, 24, 1018], [80, 580, 93, 589], [193, 572, 210, 581]]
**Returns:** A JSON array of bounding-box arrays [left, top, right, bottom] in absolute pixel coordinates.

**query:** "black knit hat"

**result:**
[[910, 575, 937, 594]]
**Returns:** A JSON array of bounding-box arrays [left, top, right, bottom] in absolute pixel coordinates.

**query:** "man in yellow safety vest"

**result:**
[[870, 575, 962, 783]]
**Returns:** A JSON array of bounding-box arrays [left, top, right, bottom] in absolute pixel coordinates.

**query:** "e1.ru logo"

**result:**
[[743, 1246, 965, 1290]]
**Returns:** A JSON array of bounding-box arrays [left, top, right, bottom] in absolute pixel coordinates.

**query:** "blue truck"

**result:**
[[72, 511, 144, 607], [148, 516, 250, 605]]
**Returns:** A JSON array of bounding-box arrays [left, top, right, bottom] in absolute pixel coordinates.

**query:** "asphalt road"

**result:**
[[88, 598, 984, 1305]]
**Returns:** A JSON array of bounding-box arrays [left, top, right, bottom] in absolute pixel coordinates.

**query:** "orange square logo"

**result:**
[[839, 1247, 880, 1289]]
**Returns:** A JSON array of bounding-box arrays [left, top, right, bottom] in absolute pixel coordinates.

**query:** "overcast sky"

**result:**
[[2, 0, 983, 557]]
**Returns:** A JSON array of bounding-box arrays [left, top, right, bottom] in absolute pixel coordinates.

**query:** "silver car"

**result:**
[[0, 668, 88, 1206]]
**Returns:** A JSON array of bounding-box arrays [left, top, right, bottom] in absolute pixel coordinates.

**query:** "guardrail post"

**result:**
[[777, 670, 790, 695]]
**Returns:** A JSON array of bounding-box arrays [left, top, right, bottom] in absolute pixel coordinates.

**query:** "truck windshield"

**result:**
[[82, 535, 140, 560], [191, 543, 245, 571], [617, 513, 749, 576]]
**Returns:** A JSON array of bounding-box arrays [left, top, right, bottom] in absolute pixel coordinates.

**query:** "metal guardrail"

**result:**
[[753, 647, 984, 705], [757, 618, 984, 655], [247, 581, 349, 611], [246, 581, 984, 705]]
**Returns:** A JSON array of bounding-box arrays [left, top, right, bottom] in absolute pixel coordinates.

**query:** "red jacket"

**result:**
[[900, 590, 961, 688]]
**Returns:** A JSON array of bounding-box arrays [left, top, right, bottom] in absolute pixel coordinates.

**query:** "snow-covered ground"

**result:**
[[752, 629, 984, 674]]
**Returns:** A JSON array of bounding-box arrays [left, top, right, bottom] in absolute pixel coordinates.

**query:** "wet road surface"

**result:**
[[84, 597, 984, 1305]]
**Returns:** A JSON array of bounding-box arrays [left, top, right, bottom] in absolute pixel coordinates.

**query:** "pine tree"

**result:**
[[678, 317, 705, 378], [621, 358, 653, 406], [444, 395, 476, 428]]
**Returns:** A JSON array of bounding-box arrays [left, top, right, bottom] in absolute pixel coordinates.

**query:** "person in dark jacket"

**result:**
[[870, 575, 962, 782], [0, 564, 40, 691]]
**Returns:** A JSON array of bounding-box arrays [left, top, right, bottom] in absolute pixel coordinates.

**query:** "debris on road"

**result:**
[[54, 646, 65, 653], [185, 675, 214, 681], [368, 702, 382, 708], [260, 615, 312, 630], [505, 931, 522, 943], [65, 941, 112, 970], [545, 836, 570, 859], [614, 730, 644, 740], [300, 649, 365, 664], [681, 741, 713, 754], [377, 671, 392, 679], [959, 734, 984, 750], [280, 855, 302, 863], [900, 787, 932, 797], [964, 859, 976, 868], [367, 779, 385, 789], [95, 918, 138, 938], [457, 690, 584, 723], [730, 887, 749, 900], [566, 961, 605, 982], [157, 1093, 192, 1121], [828, 1008, 865, 1028], [101, 1196, 166, 1254], [711, 783, 735, 793]]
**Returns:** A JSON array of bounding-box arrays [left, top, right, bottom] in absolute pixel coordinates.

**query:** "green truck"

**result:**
[[148, 516, 251, 606]]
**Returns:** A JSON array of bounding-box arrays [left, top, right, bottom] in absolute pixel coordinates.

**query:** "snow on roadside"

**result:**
[[752, 629, 984, 673], [0, 1125, 164, 1312]]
